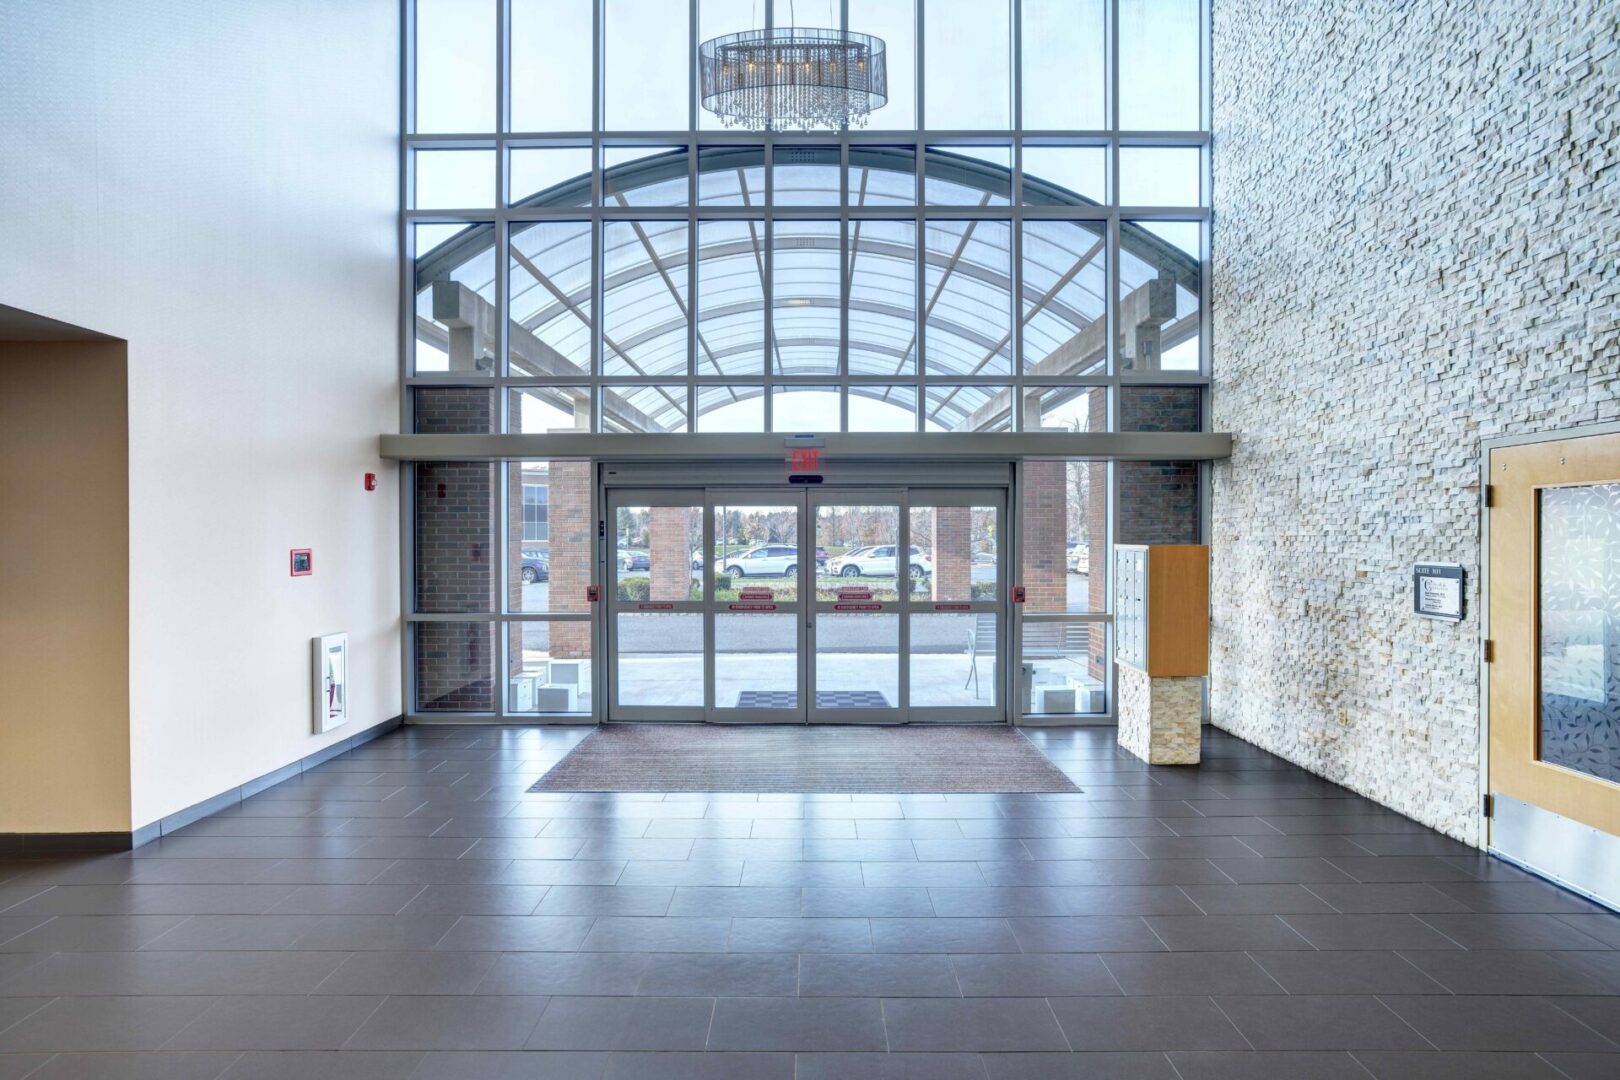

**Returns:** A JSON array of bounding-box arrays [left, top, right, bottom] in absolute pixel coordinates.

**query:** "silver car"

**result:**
[[714, 545, 800, 577]]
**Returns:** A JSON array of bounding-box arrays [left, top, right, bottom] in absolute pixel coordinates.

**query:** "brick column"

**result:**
[[1022, 460, 1068, 614], [1088, 460, 1109, 680], [930, 505, 972, 601], [648, 506, 693, 601], [548, 460, 593, 659], [412, 388, 498, 711]]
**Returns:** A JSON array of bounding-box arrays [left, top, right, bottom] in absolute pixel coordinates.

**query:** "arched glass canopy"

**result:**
[[414, 148, 1200, 435]]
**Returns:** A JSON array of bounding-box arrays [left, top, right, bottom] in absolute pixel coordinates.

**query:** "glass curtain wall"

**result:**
[[403, 0, 1211, 718]]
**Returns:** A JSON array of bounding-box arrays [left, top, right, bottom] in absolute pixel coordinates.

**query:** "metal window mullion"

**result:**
[[763, 129, 775, 423], [495, 460, 510, 721], [898, 487, 910, 719], [915, 0, 925, 132]]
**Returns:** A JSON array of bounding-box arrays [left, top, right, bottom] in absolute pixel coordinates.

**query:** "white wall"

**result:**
[[0, 0, 401, 829]]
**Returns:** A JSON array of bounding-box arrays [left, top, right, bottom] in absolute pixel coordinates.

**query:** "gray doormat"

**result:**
[[528, 724, 1081, 793]]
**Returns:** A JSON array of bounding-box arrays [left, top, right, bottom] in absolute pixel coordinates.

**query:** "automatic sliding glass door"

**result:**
[[606, 484, 1007, 724], [606, 490, 705, 721], [708, 491, 805, 722], [907, 492, 1005, 722], [809, 493, 906, 723]]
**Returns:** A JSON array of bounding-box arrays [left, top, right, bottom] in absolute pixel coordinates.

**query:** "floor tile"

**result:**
[[1249, 950, 1449, 995], [1378, 995, 1618, 1051], [1398, 949, 1620, 996], [434, 915, 595, 952], [1142, 915, 1312, 951], [24, 1051, 243, 1079], [345, 995, 548, 1050], [219, 1051, 425, 1080], [0, 996, 211, 1051], [526, 996, 714, 1051], [1101, 951, 1282, 996], [1279, 914, 1464, 951], [1350, 1050, 1569, 1079], [1167, 1051, 1370, 1079], [636, 952, 799, 996], [800, 953, 961, 997], [950, 953, 1120, 997], [708, 997, 886, 1051], [883, 997, 1069, 1052], [795, 1052, 988, 1079], [1047, 996, 1247, 1051], [979, 1052, 1179, 1079], [1414, 914, 1613, 950], [727, 916, 872, 952], [871, 918, 1021, 954], [1212, 994, 1431, 1050], [317, 951, 499, 995], [164, 995, 384, 1050]]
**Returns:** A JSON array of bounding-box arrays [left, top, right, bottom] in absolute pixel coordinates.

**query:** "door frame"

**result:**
[[601, 467, 1011, 725], [706, 487, 809, 724], [1482, 419, 1620, 910]]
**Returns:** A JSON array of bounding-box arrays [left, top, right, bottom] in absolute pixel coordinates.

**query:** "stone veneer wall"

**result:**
[[1210, 0, 1620, 842]]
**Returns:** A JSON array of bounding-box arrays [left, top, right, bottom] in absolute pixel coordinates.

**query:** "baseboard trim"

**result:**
[[0, 715, 403, 857]]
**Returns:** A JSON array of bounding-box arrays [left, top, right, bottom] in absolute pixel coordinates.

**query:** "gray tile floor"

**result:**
[[2, 725, 1619, 1079]]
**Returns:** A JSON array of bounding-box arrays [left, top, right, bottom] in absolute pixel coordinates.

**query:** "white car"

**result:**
[[1066, 542, 1089, 575], [828, 545, 934, 579], [714, 545, 800, 577]]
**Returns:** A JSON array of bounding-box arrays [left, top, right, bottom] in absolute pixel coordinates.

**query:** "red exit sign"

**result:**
[[789, 447, 821, 472]]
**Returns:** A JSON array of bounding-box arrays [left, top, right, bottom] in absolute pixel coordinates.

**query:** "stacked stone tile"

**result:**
[[1209, 0, 1620, 843]]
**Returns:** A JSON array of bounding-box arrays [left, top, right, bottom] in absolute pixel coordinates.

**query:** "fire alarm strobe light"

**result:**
[[364, 472, 377, 491]]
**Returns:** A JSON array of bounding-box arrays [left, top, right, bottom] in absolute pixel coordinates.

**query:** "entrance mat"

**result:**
[[528, 724, 1081, 793], [735, 691, 892, 710]]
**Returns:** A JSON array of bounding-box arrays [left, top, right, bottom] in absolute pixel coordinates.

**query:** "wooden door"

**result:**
[[1488, 432, 1620, 844]]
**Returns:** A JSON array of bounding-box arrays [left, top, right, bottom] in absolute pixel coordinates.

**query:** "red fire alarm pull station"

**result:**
[[290, 549, 313, 576], [364, 472, 377, 491], [586, 584, 600, 602], [1011, 584, 1026, 604]]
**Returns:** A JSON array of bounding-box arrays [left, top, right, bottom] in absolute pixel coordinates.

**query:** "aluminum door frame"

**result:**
[[807, 488, 910, 724], [905, 488, 1007, 724], [604, 487, 707, 722], [705, 487, 809, 723]]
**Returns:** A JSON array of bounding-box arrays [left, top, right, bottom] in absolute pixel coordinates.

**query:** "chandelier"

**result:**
[[699, 26, 888, 131]]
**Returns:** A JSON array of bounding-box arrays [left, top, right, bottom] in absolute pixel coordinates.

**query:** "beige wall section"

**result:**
[[1209, 0, 1620, 843], [0, 1, 402, 829], [0, 342, 132, 833]]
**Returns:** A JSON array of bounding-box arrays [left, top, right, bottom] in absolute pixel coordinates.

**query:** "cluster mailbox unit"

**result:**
[[1113, 545, 1210, 764]]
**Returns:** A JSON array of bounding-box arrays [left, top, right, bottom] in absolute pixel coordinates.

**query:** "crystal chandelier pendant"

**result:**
[[699, 27, 888, 131]]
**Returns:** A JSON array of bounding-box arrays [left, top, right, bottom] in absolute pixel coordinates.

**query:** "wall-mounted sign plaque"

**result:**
[[1414, 563, 1465, 621]]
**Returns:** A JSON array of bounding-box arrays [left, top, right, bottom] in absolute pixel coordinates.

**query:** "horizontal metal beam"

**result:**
[[378, 430, 1233, 462]]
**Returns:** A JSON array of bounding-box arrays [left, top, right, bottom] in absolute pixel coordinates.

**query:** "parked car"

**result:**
[[828, 545, 934, 578], [814, 545, 829, 567], [617, 549, 650, 571], [1066, 541, 1089, 575], [714, 544, 800, 577], [520, 550, 549, 584]]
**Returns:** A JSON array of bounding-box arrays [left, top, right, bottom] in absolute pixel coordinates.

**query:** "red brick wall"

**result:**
[[929, 505, 972, 601], [648, 506, 693, 601], [1022, 459, 1068, 614], [412, 389, 498, 710]]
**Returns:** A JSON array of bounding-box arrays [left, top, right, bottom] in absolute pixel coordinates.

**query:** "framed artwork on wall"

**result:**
[[313, 632, 349, 733]]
